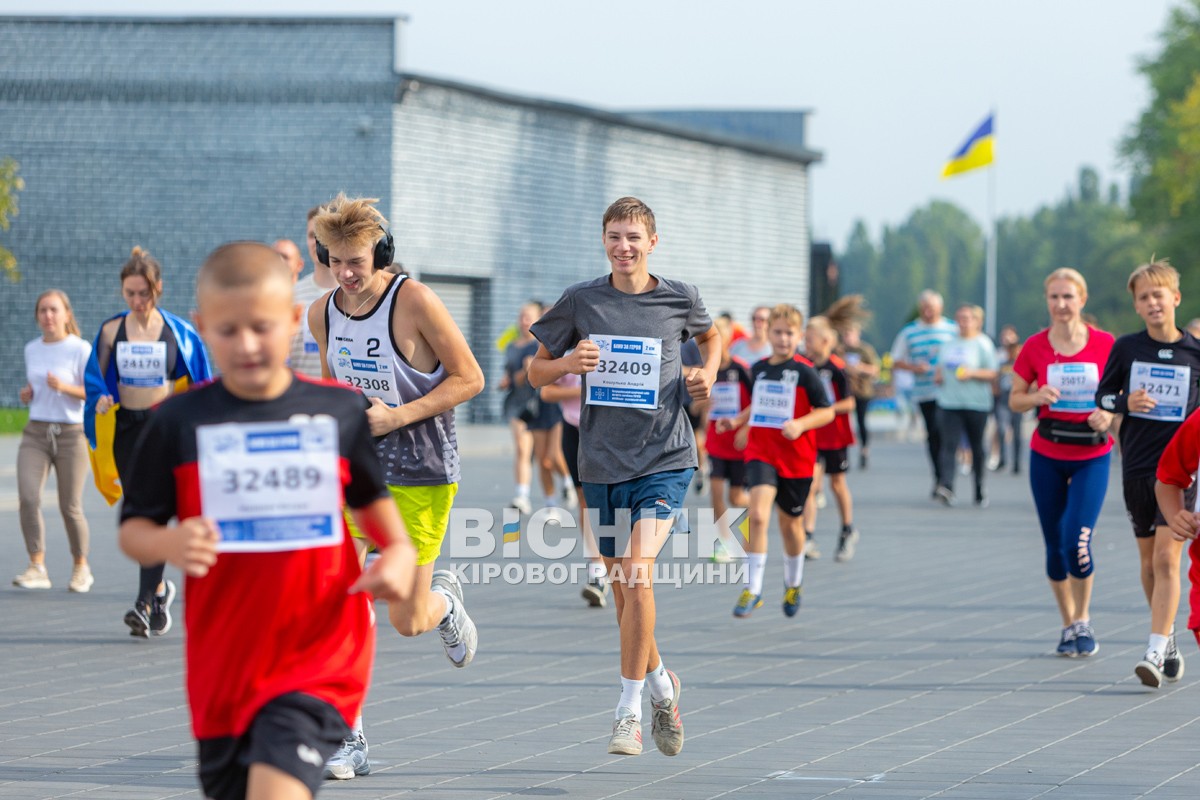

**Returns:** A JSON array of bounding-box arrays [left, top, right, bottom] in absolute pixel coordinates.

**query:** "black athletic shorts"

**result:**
[[1124, 474, 1197, 539], [561, 421, 582, 488], [817, 448, 850, 475], [198, 692, 349, 800], [709, 455, 745, 486], [744, 460, 812, 518]]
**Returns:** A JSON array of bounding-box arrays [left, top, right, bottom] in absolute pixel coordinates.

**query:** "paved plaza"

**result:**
[[1, 426, 1198, 799]]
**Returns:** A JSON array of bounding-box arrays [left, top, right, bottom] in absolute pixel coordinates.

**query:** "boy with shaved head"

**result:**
[[118, 242, 416, 800]]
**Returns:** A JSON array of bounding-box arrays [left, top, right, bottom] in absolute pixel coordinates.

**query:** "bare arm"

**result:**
[[45, 373, 87, 400], [307, 290, 334, 381], [1009, 373, 1057, 414], [1155, 480, 1197, 542], [370, 282, 486, 437], [119, 516, 220, 578], [346, 496, 417, 601], [538, 380, 582, 404], [528, 341, 600, 388], [685, 326, 722, 402], [782, 406, 836, 441]]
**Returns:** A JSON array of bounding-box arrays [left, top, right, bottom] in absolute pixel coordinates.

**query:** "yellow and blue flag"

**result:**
[[941, 113, 994, 178]]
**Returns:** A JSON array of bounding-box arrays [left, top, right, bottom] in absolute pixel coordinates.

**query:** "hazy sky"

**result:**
[[1, 0, 1180, 247]]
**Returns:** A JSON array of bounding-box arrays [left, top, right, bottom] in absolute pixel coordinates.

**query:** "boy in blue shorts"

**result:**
[[529, 197, 720, 757], [118, 242, 416, 800]]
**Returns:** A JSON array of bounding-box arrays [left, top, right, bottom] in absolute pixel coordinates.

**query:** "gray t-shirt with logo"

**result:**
[[531, 274, 713, 484]]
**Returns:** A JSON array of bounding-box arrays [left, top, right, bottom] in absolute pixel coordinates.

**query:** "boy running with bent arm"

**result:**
[[528, 197, 719, 757], [119, 243, 416, 800]]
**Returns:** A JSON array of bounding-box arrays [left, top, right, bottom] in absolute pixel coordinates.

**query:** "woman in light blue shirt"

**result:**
[[935, 304, 998, 506]]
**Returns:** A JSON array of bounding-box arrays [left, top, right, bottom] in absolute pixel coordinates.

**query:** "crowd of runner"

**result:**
[[11, 194, 1200, 799]]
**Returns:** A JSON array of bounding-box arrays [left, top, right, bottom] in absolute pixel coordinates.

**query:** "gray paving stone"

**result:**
[[2, 429, 1199, 798]]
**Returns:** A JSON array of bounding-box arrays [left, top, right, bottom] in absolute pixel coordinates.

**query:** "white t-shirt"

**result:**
[[24, 334, 92, 424]]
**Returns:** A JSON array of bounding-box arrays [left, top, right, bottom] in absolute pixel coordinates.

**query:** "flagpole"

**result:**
[[985, 115, 997, 340]]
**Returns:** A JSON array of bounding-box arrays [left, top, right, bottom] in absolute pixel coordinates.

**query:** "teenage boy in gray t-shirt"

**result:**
[[529, 196, 720, 758]]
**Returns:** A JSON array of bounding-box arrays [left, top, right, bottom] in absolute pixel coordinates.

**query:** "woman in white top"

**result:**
[[14, 290, 94, 592]]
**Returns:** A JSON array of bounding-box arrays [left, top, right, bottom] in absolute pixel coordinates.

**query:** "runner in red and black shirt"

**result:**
[[716, 304, 832, 619], [804, 317, 859, 563], [701, 316, 754, 563], [118, 243, 415, 800]]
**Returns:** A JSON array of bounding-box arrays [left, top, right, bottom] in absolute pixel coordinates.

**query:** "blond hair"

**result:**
[[1044, 267, 1087, 297], [34, 289, 81, 337], [1127, 258, 1179, 295], [313, 193, 389, 254], [807, 315, 838, 342], [768, 303, 804, 329]]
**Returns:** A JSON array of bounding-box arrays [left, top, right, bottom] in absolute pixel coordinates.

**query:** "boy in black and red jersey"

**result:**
[[1100, 259, 1200, 687], [701, 315, 755, 562], [803, 316, 860, 563], [118, 242, 416, 800], [716, 304, 833, 618]]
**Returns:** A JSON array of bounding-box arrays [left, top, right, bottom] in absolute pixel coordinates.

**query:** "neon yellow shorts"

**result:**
[[345, 483, 458, 566]]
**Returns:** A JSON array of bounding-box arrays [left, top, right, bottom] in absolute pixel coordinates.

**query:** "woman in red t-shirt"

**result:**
[[1010, 268, 1114, 659]]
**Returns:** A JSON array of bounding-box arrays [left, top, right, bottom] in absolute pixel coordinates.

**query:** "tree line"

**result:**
[[842, 0, 1200, 349]]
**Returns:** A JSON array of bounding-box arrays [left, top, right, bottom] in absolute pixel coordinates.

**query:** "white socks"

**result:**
[[515, 483, 530, 498], [352, 715, 364, 739], [646, 661, 673, 703], [617, 676, 644, 719], [1148, 633, 1169, 655], [784, 554, 804, 588], [588, 561, 606, 581], [747, 553, 767, 595]]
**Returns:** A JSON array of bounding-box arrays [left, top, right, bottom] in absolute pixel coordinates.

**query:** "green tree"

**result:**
[[995, 167, 1152, 338], [0, 157, 24, 282], [1122, 0, 1200, 263], [841, 201, 985, 345]]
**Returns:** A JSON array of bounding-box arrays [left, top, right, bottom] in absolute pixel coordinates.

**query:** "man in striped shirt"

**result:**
[[890, 290, 957, 496]]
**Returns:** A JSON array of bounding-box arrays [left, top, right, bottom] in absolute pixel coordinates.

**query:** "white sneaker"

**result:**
[[323, 732, 370, 780], [1135, 650, 1165, 688], [562, 483, 579, 510], [432, 570, 477, 667], [68, 565, 94, 593], [511, 495, 533, 515], [803, 538, 821, 561], [13, 564, 51, 589]]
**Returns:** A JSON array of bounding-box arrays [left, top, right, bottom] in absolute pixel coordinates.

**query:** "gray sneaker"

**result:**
[[607, 709, 642, 755], [835, 529, 859, 562], [650, 670, 684, 756], [432, 569, 477, 668], [323, 732, 370, 780], [581, 576, 609, 608]]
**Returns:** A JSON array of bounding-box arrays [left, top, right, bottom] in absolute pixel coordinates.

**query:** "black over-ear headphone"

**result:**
[[315, 226, 396, 270]]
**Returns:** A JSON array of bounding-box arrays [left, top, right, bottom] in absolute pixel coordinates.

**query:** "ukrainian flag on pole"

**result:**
[[941, 113, 994, 178]]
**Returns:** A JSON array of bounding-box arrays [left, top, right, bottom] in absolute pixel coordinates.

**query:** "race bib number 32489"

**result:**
[[198, 416, 342, 553]]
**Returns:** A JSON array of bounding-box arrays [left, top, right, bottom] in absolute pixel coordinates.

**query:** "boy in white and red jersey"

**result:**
[[717, 304, 833, 618], [118, 242, 416, 800]]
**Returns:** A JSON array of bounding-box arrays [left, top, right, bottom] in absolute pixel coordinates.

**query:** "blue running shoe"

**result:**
[[782, 585, 802, 617], [1073, 621, 1098, 656], [1056, 625, 1077, 657], [733, 589, 763, 618]]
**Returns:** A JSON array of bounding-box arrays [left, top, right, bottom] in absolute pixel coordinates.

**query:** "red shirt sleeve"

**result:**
[[1157, 408, 1200, 488]]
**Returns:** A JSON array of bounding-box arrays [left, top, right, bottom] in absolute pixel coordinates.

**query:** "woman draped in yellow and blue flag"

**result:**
[[83, 245, 211, 639]]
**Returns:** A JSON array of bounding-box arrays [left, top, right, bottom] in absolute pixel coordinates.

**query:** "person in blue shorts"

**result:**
[[529, 197, 719, 758]]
